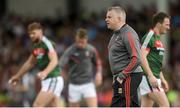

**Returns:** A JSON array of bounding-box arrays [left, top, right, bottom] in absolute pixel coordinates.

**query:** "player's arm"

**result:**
[[141, 47, 158, 87], [141, 48, 154, 77], [14, 54, 36, 78], [9, 54, 36, 85], [140, 30, 158, 87], [37, 51, 58, 80], [45, 51, 58, 73], [93, 47, 102, 86], [118, 32, 141, 79], [160, 71, 165, 81], [37, 39, 60, 80], [59, 48, 71, 81], [160, 71, 169, 91]]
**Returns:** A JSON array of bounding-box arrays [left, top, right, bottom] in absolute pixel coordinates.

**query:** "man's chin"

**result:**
[[32, 39, 39, 43], [107, 26, 111, 29]]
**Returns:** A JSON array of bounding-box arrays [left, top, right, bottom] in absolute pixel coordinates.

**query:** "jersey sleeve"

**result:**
[[59, 47, 71, 68], [122, 31, 141, 74], [92, 47, 102, 73], [141, 30, 154, 52], [42, 37, 56, 54]]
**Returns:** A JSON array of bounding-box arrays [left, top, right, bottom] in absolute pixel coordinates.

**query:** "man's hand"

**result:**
[[148, 75, 158, 88], [95, 72, 102, 87], [8, 75, 20, 86], [37, 71, 48, 80], [161, 79, 169, 92]]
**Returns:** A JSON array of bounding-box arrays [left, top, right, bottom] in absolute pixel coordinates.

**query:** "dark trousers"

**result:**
[[111, 73, 142, 107]]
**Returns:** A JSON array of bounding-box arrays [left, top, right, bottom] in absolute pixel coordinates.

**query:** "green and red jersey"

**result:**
[[141, 30, 165, 78], [32, 36, 60, 78]]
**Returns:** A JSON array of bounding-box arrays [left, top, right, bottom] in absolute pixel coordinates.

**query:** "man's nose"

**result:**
[[167, 26, 170, 30]]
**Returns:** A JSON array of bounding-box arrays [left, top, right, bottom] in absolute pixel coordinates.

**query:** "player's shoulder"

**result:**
[[142, 30, 155, 40], [42, 36, 54, 45], [122, 24, 139, 38], [65, 44, 76, 53], [87, 44, 95, 49], [41, 36, 57, 50], [124, 24, 136, 33], [87, 44, 97, 53], [42, 36, 51, 42], [141, 30, 156, 46]]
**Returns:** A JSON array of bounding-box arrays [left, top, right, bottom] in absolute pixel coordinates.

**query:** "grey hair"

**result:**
[[108, 6, 126, 21]]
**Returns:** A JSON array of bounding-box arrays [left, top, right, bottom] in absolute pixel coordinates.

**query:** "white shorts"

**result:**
[[41, 76, 64, 97], [68, 82, 97, 103], [139, 75, 164, 96]]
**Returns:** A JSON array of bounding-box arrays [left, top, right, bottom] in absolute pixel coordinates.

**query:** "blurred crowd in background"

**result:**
[[0, 0, 180, 107]]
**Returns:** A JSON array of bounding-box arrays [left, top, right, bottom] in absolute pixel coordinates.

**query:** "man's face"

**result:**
[[28, 29, 42, 42], [75, 37, 87, 49], [159, 18, 170, 34], [105, 10, 120, 30]]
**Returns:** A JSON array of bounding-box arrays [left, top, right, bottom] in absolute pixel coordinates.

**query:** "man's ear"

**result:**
[[117, 16, 121, 22], [156, 22, 162, 27]]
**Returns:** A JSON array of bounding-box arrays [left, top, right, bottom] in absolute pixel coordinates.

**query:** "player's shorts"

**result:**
[[41, 76, 64, 97], [68, 82, 96, 102], [139, 75, 164, 96]]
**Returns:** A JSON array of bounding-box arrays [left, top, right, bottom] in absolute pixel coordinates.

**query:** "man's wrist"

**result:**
[[147, 73, 154, 78], [42, 69, 49, 74], [16, 73, 22, 79]]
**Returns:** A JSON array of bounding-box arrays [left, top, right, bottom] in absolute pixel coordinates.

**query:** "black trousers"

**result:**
[[111, 73, 142, 107]]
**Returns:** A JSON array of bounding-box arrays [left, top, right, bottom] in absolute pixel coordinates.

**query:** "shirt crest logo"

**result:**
[[85, 51, 90, 57], [155, 40, 163, 48], [33, 48, 45, 59]]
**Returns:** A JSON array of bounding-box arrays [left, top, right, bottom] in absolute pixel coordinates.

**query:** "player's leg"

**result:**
[[68, 83, 81, 107], [140, 75, 155, 107], [33, 91, 54, 107], [142, 78, 169, 107], [33, 77, 60, 107], [148, 91, 169, 107], [82, 82, 97, 107], [48, 95, 61, 107], [141, 94, 154, 107], [48, 76, 64, 107], [84, 97, 97, 107], [69, 102, 80, 107]]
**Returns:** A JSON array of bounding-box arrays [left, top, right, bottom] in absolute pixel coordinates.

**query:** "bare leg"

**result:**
[[85, 97, 97, 107], [148, 91, 169, 107], [33, 91, 54, 107], [48, 96, 61, 107], [141, 94, 154, 107], [69, 101, 80, 108]]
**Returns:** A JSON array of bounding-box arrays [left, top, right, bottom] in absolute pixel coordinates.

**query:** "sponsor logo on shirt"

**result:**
[[33, 48, 46, 59], [155, 40, 163, 48], [154, 40, 164, 55]]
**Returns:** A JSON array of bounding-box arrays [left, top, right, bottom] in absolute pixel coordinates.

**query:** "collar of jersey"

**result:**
[[114, 24, 127, 34]]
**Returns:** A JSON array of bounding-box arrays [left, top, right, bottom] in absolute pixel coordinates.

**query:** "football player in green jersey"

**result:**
[[140, 12, 170, 107], [9, 22, 64, 107]]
